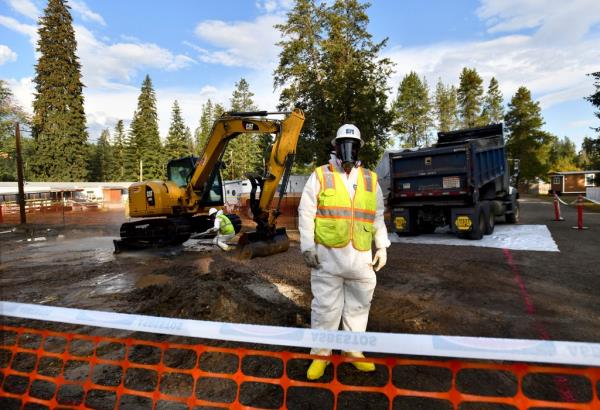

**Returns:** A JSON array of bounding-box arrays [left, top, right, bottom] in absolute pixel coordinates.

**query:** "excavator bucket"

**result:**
[[237, 227, 290, 259]]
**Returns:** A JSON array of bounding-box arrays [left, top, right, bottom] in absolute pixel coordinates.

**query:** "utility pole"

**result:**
[[15, 123, 26, 225], [139, 159, 143, 181]]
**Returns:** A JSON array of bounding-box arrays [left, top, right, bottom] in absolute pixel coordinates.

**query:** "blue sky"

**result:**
[[1, 0, 599, 148]]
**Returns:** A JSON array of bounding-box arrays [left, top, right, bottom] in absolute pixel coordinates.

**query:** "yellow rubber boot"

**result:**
[[344, 352, 375, 372], [306, 359, 329, 380]]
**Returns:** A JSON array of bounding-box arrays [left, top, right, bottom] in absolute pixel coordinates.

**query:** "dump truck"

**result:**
[[389, 124, 519, 240]]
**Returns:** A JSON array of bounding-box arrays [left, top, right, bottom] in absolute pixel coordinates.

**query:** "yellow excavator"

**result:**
[[114, 108, 305, 258]]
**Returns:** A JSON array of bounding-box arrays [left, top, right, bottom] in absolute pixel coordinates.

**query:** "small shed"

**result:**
[[549, 171, 599, 195]]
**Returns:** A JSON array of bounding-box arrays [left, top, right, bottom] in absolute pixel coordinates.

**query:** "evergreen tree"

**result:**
[[434, 80, 458, 132], [582, 72, 600, 169], [457, 67, 484, 128], [89, 129, 114, 181], [585, 72, 600, 134], [392, 72, 432, 147], [165, 100, 192, 159], [222, 78, 262, 180], [505, 86, 552, 181], [1, 80, 31, 181], [548, 136, 579, 172], [195, 99, 214, 155], [112, 120, 126, 180], [130, 75, 163, 180], [275, 0, 393, 168], [123, 126, 139, 181], [31, 0, 88, 181], [580, 136, 600, 170], [481, 77, 504, 125]]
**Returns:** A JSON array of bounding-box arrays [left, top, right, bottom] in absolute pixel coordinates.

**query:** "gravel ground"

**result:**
[[1, 195, 599, 408]]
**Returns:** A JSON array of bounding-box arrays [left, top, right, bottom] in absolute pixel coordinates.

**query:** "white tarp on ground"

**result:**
[[389, 224, 559, 252]]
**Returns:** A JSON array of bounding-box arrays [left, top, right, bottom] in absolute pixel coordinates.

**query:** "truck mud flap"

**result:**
[[392, 208, 417, 236], [451, 204, 485, 240]]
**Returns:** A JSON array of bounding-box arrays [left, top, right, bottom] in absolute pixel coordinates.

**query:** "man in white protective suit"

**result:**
[[298, 123, 390, 380]]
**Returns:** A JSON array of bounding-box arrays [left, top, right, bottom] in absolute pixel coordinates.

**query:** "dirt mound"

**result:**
[[117, 253, 309, 328]]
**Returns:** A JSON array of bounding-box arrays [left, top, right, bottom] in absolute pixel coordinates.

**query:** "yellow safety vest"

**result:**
[[314, 164, 377, 251], [217, 214, 235, 235]]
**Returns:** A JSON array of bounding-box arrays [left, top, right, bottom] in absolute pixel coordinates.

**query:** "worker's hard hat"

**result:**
[[208, 208, 218, 216], [332, 124, 363, 146]]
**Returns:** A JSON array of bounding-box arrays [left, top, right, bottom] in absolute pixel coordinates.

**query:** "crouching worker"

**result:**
[[207, 208, 236, 251], [298, 124, 390, 380]]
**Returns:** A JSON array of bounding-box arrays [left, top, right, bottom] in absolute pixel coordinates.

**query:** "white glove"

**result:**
[[372, 248, 387, 272], [303, 247, 320, 268]]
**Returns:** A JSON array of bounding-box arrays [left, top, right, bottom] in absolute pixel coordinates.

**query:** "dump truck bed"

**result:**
[[389, 124, 507, 207]]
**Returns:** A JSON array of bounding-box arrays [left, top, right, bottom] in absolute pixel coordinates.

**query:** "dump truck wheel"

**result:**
[[468, 210, 485, 240]]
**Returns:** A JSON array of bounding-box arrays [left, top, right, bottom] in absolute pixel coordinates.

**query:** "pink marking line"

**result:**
[[502, 248, 576, 403]]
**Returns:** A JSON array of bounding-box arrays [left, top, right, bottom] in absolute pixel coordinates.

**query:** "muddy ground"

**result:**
[[1, 196, 599, 408]]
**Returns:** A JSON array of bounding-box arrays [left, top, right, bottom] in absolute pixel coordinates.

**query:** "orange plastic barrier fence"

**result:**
[[1, 325, 599, 409]]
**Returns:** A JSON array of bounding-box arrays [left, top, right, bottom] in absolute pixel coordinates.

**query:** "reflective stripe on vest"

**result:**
[[314, 165, 377, 251], [217, 214, 235, 235]]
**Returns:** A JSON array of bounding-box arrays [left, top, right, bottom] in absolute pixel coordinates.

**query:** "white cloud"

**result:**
[[69, 0, 106, 26], [256, 0, 294, 15], [193, 14, 283, 68], [477, 0, 600, 43], [0, 44, 17, 64], [384, 34, 598, 110], [0, 15, 38, 45], [6, 0, 40, 20], [73, 25, 195, 89], [5, 77, 35, 114]]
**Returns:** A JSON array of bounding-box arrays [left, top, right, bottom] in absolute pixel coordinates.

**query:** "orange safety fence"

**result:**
[[1, 325, 599, 410]]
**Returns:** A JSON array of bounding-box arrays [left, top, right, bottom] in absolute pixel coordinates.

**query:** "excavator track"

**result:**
[[114, 217, 191, 253], [114, 214, 243, 253]]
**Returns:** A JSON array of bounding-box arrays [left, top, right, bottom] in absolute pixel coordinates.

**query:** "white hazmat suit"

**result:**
[[299, 158, 390, 356], [211, 210, 235, 251]]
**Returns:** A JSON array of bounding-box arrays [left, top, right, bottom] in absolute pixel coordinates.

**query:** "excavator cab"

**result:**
[[167, 156, 198, 187]]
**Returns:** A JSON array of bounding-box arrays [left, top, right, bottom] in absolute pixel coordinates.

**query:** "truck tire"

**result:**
[[484, 204, 495, 235], [468, 209, 485, 240], [396, 208, 419, 236], [505, 204, 520, 224]]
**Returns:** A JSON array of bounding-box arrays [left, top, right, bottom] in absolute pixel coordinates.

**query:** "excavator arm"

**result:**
[[190, 108, 305, 258]]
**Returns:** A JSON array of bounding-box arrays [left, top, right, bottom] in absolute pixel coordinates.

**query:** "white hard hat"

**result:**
[[332, 124, 363, 146], [208, 207, 218, 216]]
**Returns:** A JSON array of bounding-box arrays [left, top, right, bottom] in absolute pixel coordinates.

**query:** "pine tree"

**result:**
[[457, 67, 484, 128], [130, 75, 163, 180], [112, 120, 126, 180], [195, 99, 214, 155], [222, 78, 261, 180], [505, 86, 552, 181], [481, 77, 504, 125], [31, 0, 88, 181], [1, 80, 31, 181], [548, 136, 579, 172], [582, 72, 600, 170], [89, 129, 114, 181], [123, 127, 139, 181], [392, 72, 432, 147], [165, 100, 191, 160], [585, 72, 600, 134], [434, 79, 458, 132], [275, 0, 393, 168]]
